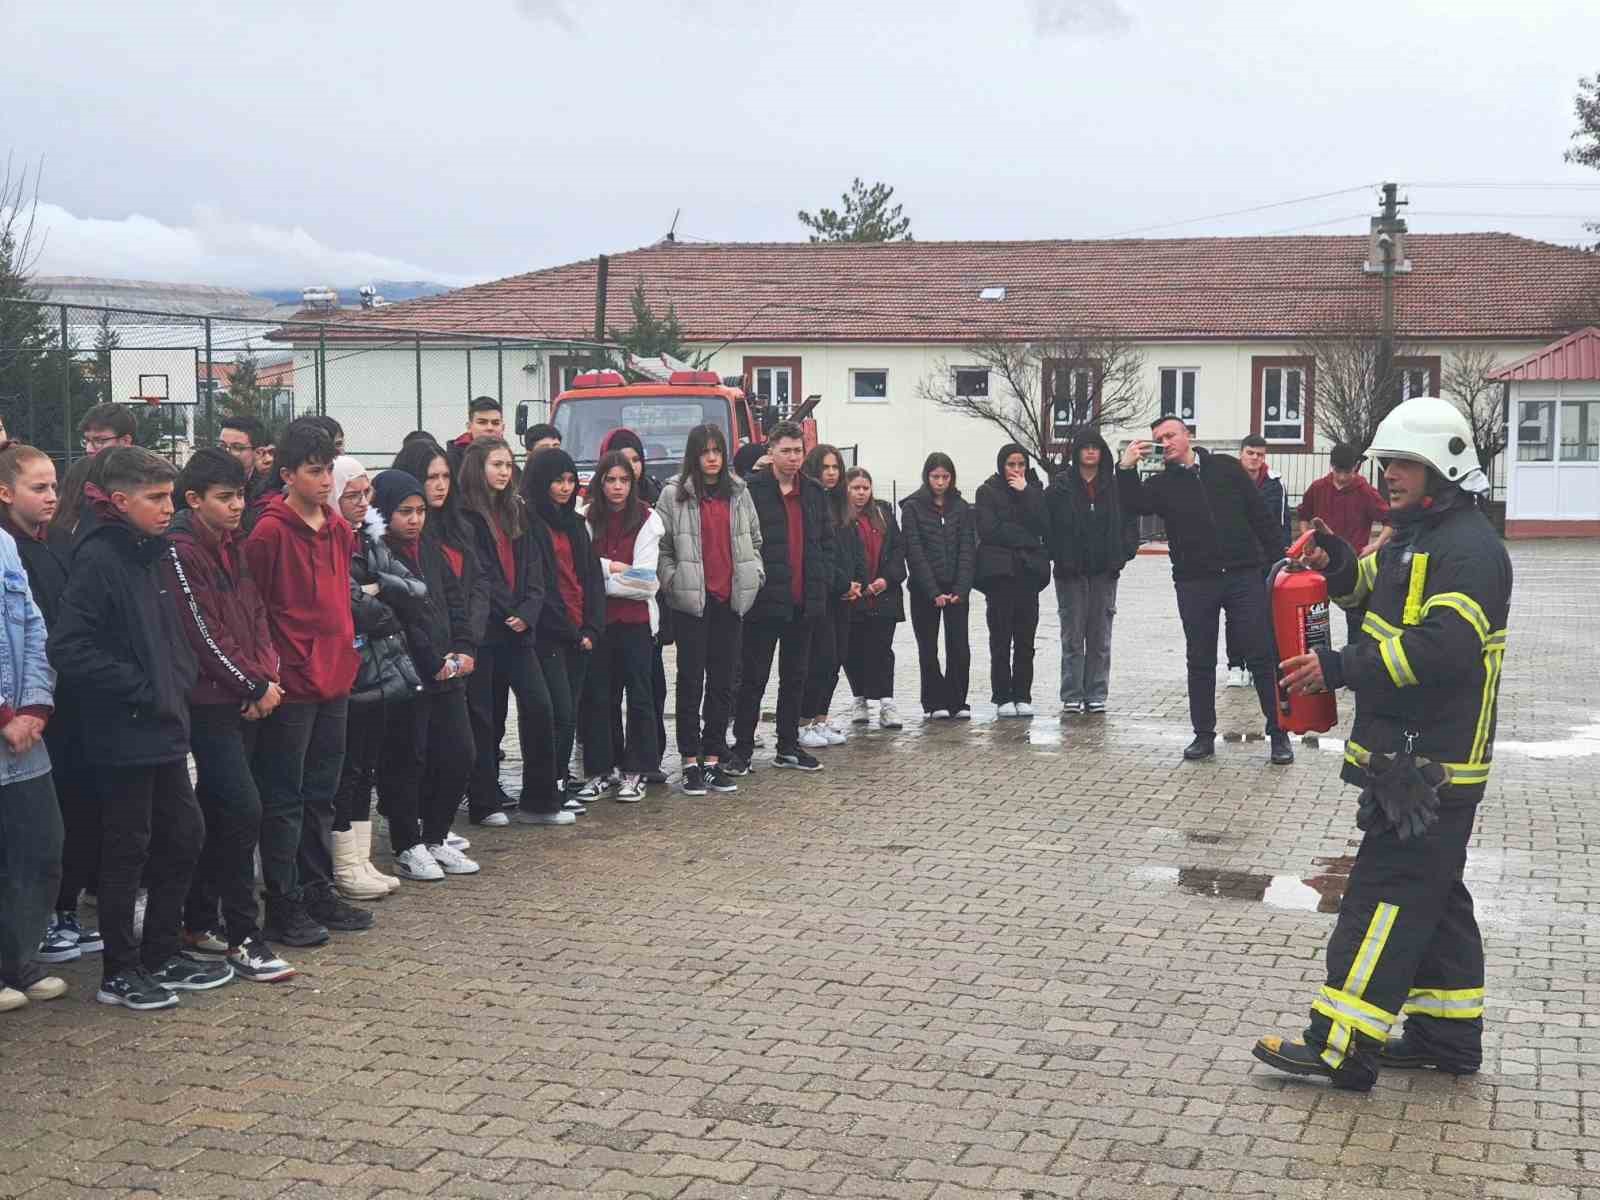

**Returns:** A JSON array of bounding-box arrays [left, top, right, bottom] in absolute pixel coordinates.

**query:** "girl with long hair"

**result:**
[[797, 444, 863, 748], [973, 443, 1051, 717], [899, 451, 976, 719], [577, 451, 664, 803], [842, 467, 906, 730], [657, 424, 764, 796], [456, 438, 568, 826]]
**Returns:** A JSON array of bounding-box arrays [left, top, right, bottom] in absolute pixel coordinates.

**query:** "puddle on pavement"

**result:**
[[1134, 855, 1355, 912], [1496, 717, 1600, 759]]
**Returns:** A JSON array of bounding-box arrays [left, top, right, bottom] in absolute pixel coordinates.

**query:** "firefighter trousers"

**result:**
[[1303, 798, 1485, 1079]]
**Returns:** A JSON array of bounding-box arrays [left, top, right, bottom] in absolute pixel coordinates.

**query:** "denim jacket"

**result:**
[[0, 527, 55, 785]]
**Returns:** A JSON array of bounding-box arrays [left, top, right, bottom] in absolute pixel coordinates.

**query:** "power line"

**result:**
[[1101, 183, 1381, 238]]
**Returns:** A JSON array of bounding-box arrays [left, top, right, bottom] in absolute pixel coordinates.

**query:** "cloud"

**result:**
[[513, 0, 577, 30], [12, 201, 468, 289], [1028, 0, 1135, 36]]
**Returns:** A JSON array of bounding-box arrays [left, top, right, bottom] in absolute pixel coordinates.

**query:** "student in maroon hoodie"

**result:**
[[164, 449, 295, 983], [446, 397, 505, 475], [243, 420, 366, 948]]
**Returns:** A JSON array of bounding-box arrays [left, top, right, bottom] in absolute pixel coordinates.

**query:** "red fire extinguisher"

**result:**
[[1269, 530, 1338, 735]]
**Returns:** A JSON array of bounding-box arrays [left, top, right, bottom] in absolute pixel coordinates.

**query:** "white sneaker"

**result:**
[[394, 845, 444, 882], [1015, 702, 1034, 717], [997, 702, 1018, 718], [821, 724, 847, 745], [927, 709, 951, 720], [616, 774, 644, 802], [878, 700, 902, 729], [1226, 666, 1249, 688], [849, 698, 870, 725], [444, 832, 470, 851], [427, 843, 481, 875], [798, 726, 829, 750]]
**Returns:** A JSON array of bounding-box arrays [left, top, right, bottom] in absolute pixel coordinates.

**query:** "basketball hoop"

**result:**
[[132, 394, 163, 407]]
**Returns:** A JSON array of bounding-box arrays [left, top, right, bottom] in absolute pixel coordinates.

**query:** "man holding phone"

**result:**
[[1118, 417, 1292, 765]]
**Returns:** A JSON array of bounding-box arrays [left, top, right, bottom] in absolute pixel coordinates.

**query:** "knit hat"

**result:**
[[732, 441, 766, 479], [371, 469, 424, 522]]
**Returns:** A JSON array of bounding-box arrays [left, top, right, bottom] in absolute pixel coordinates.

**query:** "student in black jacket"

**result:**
[[456, 438, 567, 824], [841, 468, 906, 730], [1118, 417, 1292, 765], [51, 448, 232, 1010], [373, 470, 478, 877], [974, 443, 1051, 716], [522, 448, 604, 810], [729, 421, 837, 773], [1046, 428, 1138, 714], [798, 445, 864, 748], [899, 452, 977, 719]]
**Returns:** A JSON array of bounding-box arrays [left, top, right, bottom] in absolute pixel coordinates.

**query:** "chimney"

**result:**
[[1363, 216, 1411, 275]]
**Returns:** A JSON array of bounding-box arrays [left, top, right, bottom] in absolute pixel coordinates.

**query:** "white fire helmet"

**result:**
[[1366, 395, 1484, 491]]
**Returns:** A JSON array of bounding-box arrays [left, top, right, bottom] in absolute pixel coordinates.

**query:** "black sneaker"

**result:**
[[703, 764, 739, 793], [1252, 1034, 1375, 1092], [774, 749, 823, 772], [148, 952, 235, 992], [262, 899, 331, 948], [721, 755, 754, 777], [1183, 734, 1216, 761], [96, 967, 179, 1011], [681, 764, 708, 796], [227, 936, 297, 983], [1269, 732, 1295, 765], [303, 886, 375, 932], [56, 910, 103, 954], [644, 768, 669, 786]]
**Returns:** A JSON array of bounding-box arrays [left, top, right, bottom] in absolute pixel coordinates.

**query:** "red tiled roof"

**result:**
[[279, 234, 1600, 345], [1491, 326, 1600, 381]]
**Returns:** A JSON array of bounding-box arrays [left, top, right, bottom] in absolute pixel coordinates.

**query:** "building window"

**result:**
[[850, 369, 889, 403], [1560, 400, 1600, 462], [1517, 400, 1554, 461], [1042, 358, 1100, 448], [953, 367, 989, 400], [1159, 368, 1198, 434], [746, 361, 797, 421], [1261, 366, 1306, 444], [1397, 357, 1441, 401]]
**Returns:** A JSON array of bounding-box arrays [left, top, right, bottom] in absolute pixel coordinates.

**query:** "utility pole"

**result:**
[[592, 254, 609, 370], [1373, 181, 1408, 429]]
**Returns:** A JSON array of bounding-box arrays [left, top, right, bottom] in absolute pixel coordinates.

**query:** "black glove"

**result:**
[[1363, 745, 1447, 841]]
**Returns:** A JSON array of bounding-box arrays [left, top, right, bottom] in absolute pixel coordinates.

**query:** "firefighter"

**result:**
[[1251, 395, 1511, 1091]]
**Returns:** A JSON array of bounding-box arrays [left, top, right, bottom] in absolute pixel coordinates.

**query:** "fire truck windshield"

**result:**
[[553, 394, 733, 465]]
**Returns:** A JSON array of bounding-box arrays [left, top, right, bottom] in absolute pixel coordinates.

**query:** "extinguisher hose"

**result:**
[[1266, 557, 1291, 715]]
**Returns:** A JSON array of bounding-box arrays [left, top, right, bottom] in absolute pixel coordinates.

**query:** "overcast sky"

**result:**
[[4, 0, 1599, 289]]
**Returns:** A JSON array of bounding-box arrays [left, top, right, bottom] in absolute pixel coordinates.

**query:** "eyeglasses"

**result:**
[[82, 433, 123, 450], [218, 440, 253, 454]]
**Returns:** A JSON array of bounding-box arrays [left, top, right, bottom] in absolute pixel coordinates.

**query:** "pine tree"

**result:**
[[798, 178, 913, 243]]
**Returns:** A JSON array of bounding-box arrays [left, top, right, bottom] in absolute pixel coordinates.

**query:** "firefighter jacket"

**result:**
[[1314, 488, 1511, 802]]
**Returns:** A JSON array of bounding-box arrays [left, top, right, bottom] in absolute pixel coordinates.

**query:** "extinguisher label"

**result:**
[[1303, 600, 1331, 653]]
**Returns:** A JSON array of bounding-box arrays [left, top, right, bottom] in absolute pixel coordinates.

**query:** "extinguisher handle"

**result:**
[[1286, 529, 1317, 560]]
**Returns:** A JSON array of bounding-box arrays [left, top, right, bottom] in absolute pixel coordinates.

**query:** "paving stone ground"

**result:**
[[3, 539, 1598, 1200]]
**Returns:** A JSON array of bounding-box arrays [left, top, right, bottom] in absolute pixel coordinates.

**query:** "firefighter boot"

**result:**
[[1379, 1034, 1479, 1076], [1252, 1035, 1377, 1092]]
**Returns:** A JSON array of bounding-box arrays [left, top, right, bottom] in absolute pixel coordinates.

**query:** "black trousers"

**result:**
[[909, 592, 970, 714], [586, 623, 660, 775], [468, 634, 556, 816], [802, 597, 852, 717], [1304, 800, 1485, 1078], [1173, 570, 1280, 736], [186, 704, 263, 947], [96, 760, 204, 980], [45, 716, 98, 912], [674, 598, 741, 760], [382, 688, 473, 850], [251, 697, 348, 904], [334, 699, 387, 829], [845, 619, 896, 699], [535, 642, 588, 792], [607, 641, 668, 772], [984, 578, 1040, 704], [0, 772, 62, 990], [734, 615, 812, 757]]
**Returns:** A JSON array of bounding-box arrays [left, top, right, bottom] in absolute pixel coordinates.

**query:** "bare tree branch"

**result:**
[[1299, 311, 1425, 449], [1441, 345, 1509, 469], [917, 328, 1151, 468]]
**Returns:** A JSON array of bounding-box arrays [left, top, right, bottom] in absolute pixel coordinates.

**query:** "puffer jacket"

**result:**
[[973, 444, 1051, 592], [745, 471, 837, 623], [1315, 488, 1512, 803], [1047, 430, 1140, 580], [350, 508, 425, 641], [899, 486, 976, 601], [844, 500, 907, 625], [0, 527, 54, 785], [656, 472, 765, 617], [387, 532, 470, 691]]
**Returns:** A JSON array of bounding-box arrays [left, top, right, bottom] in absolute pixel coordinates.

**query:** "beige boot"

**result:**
[[353, 820, 401, 894], [332, 828, 388, 900]]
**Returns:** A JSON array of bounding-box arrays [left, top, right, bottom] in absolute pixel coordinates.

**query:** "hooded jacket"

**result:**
[[0, 527, 54, 785], [899, 475, 976, 601], [242, 491, 360, 702], [1046, 429, 1140, 579], [1117, 447, 1285, 581], [744, 469, 837, 623], [597, 427, 662, 503], [522, 448, 606, 648], [373, 470, 470, 690], [973, 444, 1051, 592], [50, 488, 198, 765], [656, 469, 765, 618], [843, 500, 907, 625], [162, 507, 279, 707]]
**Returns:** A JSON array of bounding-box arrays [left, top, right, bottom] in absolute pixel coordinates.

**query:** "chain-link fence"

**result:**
[[0, 298, 606, 466]]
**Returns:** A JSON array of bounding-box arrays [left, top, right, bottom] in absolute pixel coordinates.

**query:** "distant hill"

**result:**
[[252, 281, 452, 305]]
